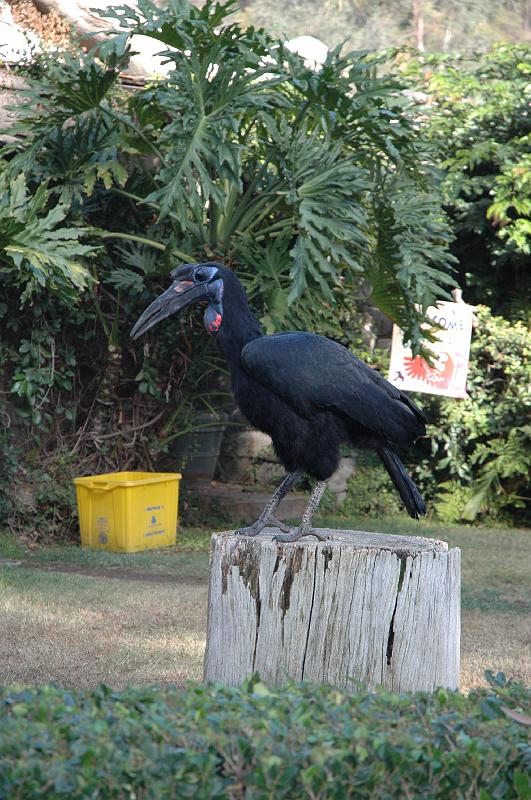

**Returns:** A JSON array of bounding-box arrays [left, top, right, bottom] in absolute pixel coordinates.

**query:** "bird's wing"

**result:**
[[241, 332, 425, 447]]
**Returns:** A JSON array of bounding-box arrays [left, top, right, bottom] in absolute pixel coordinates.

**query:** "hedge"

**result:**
[[0, 673, 529, 799]]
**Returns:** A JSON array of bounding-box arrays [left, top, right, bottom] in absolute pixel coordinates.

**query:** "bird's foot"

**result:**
[[235, 513, 292, 537], [268, 515, 291, 534], [235, 520, 266, 537], [272, 525, 328, 543]]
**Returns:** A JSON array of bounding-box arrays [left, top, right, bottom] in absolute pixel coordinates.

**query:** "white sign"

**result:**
[[388, 302, 474, 398]]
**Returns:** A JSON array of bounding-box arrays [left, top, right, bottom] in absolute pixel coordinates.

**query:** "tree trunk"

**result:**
[[90, 342, 122, 441], [204, 529, 460, 692], [0, 69, 27, 138], [412, 0, 425, 51]]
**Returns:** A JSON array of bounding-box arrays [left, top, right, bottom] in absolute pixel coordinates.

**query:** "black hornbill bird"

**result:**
[[131, 262, 426, 541]]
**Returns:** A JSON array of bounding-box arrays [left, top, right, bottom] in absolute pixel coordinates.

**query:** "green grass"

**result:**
[[1, 517, 529, 692], [0, 526, 211, 580], [0, 563, 208, 688]]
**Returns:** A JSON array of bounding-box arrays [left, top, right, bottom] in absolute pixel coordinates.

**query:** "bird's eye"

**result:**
[[195, 269, 207, 282]]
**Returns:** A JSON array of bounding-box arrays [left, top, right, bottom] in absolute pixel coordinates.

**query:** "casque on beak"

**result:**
[[130, 278, 209, 340]]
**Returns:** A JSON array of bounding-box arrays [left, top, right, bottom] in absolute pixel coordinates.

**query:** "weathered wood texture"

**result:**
[[204, 529, 460, 692]]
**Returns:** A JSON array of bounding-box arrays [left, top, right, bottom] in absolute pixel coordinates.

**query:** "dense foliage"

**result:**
[[397, 44, 531, 322], [411, 306, 531, 524], [0, 673, 529, 798], [2, 0, 455, 339], [0, 0, 457, 536]]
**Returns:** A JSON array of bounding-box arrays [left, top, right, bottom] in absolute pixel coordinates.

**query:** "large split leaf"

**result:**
[[0, 176, 94, 303]]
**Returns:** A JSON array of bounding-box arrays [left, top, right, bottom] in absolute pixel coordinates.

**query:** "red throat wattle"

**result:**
[[208, 312, 223, 333]]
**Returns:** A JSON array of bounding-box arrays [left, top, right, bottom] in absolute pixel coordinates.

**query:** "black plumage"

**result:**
[[131, 262, 426, 541]]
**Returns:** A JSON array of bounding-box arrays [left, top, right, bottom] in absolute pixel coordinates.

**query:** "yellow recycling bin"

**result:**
[[74, 472, 181, 553]]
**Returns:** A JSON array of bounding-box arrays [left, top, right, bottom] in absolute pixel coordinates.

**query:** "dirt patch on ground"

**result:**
[[0, 558, 206, 585], [7, 560, 207, 585]]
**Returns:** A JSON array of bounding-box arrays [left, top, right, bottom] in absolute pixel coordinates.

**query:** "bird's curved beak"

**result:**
[[130, 279, 209, 340]]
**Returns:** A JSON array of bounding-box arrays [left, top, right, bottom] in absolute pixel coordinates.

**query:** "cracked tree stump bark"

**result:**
[[203, 529, 460, 692]]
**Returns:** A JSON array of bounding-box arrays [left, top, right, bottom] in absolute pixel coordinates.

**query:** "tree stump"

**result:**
[[203, 529, 460, 692]]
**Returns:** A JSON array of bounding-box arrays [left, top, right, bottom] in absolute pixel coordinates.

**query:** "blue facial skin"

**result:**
[[204, 279, 224, 334]]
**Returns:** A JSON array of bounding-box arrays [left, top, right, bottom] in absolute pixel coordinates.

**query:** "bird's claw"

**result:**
[[272, 527, 329, 543], [235, 513, 292, 537], [268, 515, 291, 534], [235, 523, 263, 537]]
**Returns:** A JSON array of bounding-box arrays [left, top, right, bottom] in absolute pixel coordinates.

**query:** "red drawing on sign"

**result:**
[[404, 352, 456, 390]]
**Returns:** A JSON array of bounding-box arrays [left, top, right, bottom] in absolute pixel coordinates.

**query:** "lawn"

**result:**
[[0, 518, 529, 693]]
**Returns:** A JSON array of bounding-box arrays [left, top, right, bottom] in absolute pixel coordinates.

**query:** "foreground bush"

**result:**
[[1, 674, 529, 798]]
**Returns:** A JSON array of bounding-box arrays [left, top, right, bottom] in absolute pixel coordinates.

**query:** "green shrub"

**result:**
[[433, 481, 475, 525], [0, 437, 80, 542], [397, 44, 531, 321], [412, 306, 531, 525], [0, 428, 18, 528], [340, 451, 404, 518], [0, 673, 529, 799]]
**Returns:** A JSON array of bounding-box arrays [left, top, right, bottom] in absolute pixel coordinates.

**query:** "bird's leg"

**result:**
[[235, 470, 302, 537], [273, 480, 329, 543]]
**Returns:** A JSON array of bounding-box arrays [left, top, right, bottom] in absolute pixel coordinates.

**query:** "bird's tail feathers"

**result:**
[[378, 447, 426, 519]]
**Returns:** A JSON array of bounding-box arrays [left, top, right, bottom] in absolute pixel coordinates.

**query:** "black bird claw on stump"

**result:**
[[272, 527, 329, 543], [235, 513, 292, 538], [235, 523, 263, 538]]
